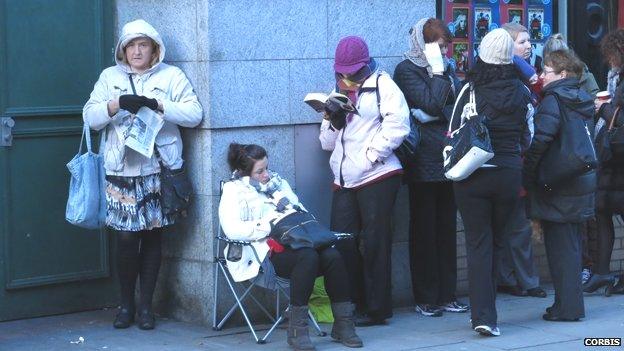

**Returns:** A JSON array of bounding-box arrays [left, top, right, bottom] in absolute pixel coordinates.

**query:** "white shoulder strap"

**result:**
[[448, 83, 472, 133]]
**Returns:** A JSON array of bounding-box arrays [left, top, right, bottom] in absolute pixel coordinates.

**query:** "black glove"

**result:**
[[324, 101, 347, 130], [119, 95, 159, 114]]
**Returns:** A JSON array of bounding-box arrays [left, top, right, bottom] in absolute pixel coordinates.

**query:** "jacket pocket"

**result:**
[[103, 142, 125, 172], [155, 134, 179, 168]]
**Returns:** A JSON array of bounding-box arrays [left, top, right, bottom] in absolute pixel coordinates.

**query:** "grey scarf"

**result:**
[[404, 18, 434, 78]]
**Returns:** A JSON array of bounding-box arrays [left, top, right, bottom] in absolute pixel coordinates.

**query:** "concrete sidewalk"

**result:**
[[1, 285, 623, 351]]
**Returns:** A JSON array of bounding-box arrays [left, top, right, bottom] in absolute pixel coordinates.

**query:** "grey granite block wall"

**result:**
[[108, 0, 624, 328]]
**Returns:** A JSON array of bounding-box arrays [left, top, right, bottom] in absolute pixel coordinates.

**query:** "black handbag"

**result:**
[[373, 75, 420, 162], [269, 211, 350, 250], [160, 163, 192, 216], [443, 84, 494, 181], [537, 94, 598, 190], [596, 106, 624, 166]]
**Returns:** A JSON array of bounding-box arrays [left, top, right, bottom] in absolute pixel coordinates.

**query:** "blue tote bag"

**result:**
[[65, 123, 107, 229]]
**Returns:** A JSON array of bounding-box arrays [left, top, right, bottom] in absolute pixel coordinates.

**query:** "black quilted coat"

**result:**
[[393, 59, 459, 182]]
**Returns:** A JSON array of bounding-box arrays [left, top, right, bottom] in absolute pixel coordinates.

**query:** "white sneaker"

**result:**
[[474, 325, 500, 336]]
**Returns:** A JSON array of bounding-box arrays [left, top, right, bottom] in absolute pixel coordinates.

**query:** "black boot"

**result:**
[[331, 302, 363, 348], [612, 274, 624, 294], [137, 308, 155, 330], [113, 307, 135, 329], [287, 305, 316, 351], [582, 273, 614, 296]]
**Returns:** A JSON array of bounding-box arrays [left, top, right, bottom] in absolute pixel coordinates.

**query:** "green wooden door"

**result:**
[[0, 0, 117, 320]]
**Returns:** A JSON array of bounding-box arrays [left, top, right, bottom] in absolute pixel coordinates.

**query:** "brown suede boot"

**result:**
[[287, 305, 316, 350], [331, 302, 363, 348]]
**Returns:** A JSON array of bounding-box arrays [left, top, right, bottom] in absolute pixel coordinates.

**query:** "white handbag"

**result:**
[[443, 85, 494, 181]]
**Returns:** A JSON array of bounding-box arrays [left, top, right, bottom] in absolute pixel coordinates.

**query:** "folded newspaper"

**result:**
[[124, 107, 164, 158]]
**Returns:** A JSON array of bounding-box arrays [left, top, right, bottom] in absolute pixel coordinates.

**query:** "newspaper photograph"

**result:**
[[124, 107, 164, 159]]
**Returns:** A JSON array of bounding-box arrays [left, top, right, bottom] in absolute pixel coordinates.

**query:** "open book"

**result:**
[[304, 92, 359, 115]]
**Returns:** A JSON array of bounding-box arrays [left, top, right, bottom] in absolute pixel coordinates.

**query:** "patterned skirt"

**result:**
[[105, 173, 176, 232]]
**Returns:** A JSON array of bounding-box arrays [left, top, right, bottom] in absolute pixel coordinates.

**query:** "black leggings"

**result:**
[[270, 246, 350, 306], [114, 228, 162, 312]]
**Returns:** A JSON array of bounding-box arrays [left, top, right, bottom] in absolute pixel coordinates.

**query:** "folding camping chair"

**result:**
[[212, 181, 326, 344]]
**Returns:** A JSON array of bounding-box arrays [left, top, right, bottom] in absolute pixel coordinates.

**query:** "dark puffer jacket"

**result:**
[[596, 79, 624, 214], [523, 78, 596, 223], [450, 64, 531, 170], [393, 59, 459, 182]]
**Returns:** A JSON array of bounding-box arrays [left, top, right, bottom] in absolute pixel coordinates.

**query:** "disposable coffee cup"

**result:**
[[596, 91, 611, 101]]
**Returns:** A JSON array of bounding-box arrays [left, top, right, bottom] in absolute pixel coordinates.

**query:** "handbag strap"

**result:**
[[78, 123, 93, 154], [128, 74, 137, 95], [608, 106, 621, 131], [448, 83, 472, 134]]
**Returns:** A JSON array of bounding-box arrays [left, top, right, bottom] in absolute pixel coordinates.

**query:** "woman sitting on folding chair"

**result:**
[[218, 142, 363, 350]]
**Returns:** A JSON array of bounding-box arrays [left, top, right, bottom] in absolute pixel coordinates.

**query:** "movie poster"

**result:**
[[504, 0, 523, 4], [452, 8, 469, 39], [474, 8, 492, 40], [473, 43, 480, 61], [508, 9, 523, 24], [453, 42, 469, 74], [528, 8, 544, 40], [530, 43, 544, 73]]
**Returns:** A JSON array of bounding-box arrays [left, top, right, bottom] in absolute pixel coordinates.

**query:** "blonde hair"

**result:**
[[502, 23, 528, 40], [543, 33, 569, 59]]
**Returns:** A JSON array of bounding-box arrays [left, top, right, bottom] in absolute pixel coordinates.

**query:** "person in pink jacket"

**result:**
[[319, 36, 410, 326]]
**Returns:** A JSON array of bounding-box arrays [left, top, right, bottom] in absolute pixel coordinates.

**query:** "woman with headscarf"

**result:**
[[83, 19, 203, 330], [393, 18, 468, 318]]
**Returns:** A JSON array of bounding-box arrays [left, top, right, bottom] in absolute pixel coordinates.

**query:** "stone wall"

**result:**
[[114, 0, 624, 326]]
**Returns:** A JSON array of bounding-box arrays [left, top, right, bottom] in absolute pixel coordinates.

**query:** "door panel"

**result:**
[[0, 0, 116, 321]]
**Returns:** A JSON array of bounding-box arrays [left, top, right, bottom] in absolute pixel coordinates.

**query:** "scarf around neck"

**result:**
[[232, 170, 296, 212]]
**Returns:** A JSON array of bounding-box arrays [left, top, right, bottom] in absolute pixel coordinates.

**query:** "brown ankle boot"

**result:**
[[331, 302, 363, 348], [287, 305, 316, 350]]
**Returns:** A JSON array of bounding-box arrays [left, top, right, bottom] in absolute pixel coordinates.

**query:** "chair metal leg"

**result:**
[[212, 262, 220, 330], [216, 262, 260, 342], [216, 265, 257, 329], [308, 309, 327, 337], [261, 305, 289, 343]]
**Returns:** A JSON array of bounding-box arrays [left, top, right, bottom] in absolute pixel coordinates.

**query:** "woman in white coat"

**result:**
[[83, 19, 202, 330], [219, 143, 362, 351]]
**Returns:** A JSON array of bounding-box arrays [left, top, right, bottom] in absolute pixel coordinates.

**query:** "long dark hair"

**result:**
[[465, 57, 519, 86], [227, 143, 267, 176]]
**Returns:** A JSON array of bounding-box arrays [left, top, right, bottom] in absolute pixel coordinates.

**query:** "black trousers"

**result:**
[[270, 246, 350, 306], [581, 218, 598, 269], [497, 197, 540, 290], [114, 228, 162, 312], [594, 212, 619, 275], [542, 220, 585, 320], [454, 168, 521, 327], [330, 175, 401, 320], [408, 181, 457, 305]]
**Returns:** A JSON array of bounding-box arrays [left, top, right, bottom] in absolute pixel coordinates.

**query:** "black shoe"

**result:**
[[354, 314, 386, 327], [527, 287, 547, 298], [612, 275, 624, 294], [582, 274, 614, 296], [137, 309, 155, 330], [113, 308, 135, 329], [497, 285, 527, 297], [542, 313, 580, 322], [415, 304, 443, 317]]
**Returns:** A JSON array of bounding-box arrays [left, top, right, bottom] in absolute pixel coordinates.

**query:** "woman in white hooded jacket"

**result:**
[[83, 19, 202, 330]]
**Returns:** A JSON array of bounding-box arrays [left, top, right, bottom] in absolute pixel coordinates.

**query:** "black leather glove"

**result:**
[[119, 95, 159, 114], [324, 101, 347, 130]]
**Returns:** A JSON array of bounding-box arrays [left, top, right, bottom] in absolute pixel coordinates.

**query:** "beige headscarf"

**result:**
[[404, 18, 433, 78]]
